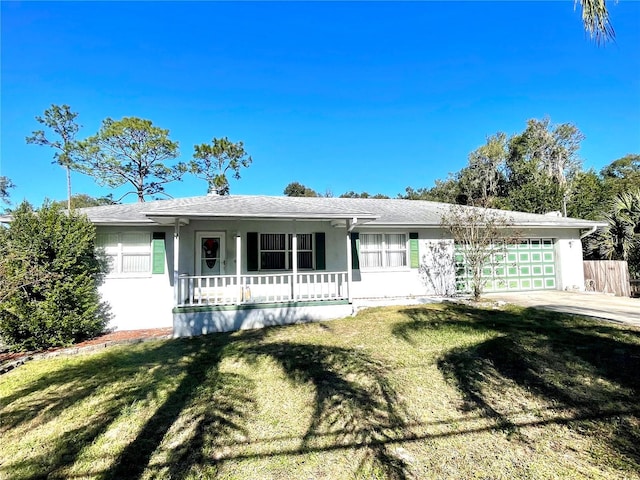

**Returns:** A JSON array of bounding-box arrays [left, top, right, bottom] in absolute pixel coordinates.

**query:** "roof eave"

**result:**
[[84, 217, 155, 225], [361, 221, 607, 229], [142, 212, 379, 221]]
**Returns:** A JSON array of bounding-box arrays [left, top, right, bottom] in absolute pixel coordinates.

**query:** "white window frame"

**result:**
[[359, 232, 409, 270], [97, 231, 152, 278], [259, 233, 314, 271]]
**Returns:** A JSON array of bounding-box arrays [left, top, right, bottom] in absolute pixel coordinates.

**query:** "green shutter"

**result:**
[[315, 232, 326, 270], [247, 232, 258, 271], [351, 232, 360, 270], [152, 232, 166, 274], [409, 232, 419, 268]]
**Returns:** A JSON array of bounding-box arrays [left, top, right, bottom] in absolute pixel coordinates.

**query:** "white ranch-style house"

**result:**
[[77, 195, 603, 337]]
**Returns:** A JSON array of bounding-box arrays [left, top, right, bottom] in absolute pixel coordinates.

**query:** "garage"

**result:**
[[455, 238, 557, 293]]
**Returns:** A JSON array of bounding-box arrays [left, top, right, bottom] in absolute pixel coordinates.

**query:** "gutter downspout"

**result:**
[[580, 226, 598, 239]]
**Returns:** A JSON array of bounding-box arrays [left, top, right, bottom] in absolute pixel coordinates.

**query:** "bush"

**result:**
[[0, 202, 110, 351]]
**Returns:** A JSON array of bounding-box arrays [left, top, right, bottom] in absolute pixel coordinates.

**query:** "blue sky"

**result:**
[[2, 1, 639, 207]]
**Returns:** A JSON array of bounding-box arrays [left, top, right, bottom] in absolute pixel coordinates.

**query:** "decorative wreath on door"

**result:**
[[203, 238, 219, 269]]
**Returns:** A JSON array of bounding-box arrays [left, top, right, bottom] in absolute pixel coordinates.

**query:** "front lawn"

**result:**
[[1, 303, 639, 479]]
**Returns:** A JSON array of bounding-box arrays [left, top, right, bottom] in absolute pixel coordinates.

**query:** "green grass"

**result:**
[[1, 303, 639, 479]]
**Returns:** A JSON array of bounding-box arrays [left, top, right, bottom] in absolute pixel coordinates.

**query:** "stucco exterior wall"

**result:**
[[555, 237, 586, 291], [350, 227, 589, 297], [97, 226, 174, 330], [100, 275, 174, 330], [417, 238, 457, 296], [97, 222, 590, 332], [350, 234, 456, 299]]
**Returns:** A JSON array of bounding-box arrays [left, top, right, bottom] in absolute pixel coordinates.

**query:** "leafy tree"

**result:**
[[26, 104, 81, 210], [78, 117, 183, 202], [403, 119, 585, 215], [283, 182, 319, 197], [458, 132, 507, 207], [550, 122, 585, 186], [189, 137, 252, 195], [398, 186, 430, 200], [504, 118, 584, 215], [566, 169, 607, 220], [0, 202, 110, 351], [601, 154, 640, 198], [441, 204, 517, 301], [399, 180, 462, 203], [429, 177, 467, 204], [501, 178, 565, 215], [339, 191, 390, 199], [51, 193, 118, 210], [0, 176, 14, 205], [509, 118, 583, 188]]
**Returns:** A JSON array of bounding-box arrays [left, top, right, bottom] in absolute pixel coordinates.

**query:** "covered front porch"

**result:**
[[170, 228, 354, 335], [145, 202, 376, 335]]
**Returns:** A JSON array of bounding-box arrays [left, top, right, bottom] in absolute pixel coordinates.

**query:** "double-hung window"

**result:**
[[360, 233, 407, 269], [96, 232, 152, 275], [260, 233, 313, 270]]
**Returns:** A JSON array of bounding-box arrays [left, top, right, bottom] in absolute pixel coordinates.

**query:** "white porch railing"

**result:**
[[177, 272, 349, 307]]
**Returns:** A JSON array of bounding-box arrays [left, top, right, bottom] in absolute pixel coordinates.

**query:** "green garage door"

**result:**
[[455, 238, 557, 293]]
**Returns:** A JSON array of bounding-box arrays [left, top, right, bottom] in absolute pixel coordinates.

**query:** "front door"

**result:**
[[195, 232, 226, 276]]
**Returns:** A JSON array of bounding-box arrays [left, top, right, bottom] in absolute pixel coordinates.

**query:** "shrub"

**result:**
[[0, 202, 110, 351]]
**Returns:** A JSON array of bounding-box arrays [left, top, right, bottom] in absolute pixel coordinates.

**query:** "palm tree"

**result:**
[[578, 0, 616, 43], [597, 190, 640, 263]]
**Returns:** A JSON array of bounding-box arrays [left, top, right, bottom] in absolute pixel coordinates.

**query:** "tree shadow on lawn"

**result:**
[[237, 339, 414, 480], [0, 332, 253, 480], [112, 330, 416, 479], [2, 323, 416, 480], [106, 333, 257, 480], [0, 341, 187, 437], [109, 330, 416, 479], [17, 301, 636, 479], [393, 303, 640, 471]]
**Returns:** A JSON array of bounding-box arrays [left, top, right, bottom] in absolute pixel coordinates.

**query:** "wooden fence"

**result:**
[[583, 261, 631, 297]]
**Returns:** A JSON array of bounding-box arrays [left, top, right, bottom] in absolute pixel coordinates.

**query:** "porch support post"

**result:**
[[291, 230, 298, 301], [346, 221, 353, 303], [236, 233, 242, 304], [173, 218, 181, 306]]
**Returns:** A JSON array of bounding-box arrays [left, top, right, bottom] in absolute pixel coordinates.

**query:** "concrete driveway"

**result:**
[[484, 291, 640, 327]]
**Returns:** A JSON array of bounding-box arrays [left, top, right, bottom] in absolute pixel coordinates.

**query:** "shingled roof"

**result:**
[[74, 194, 604, 229]]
